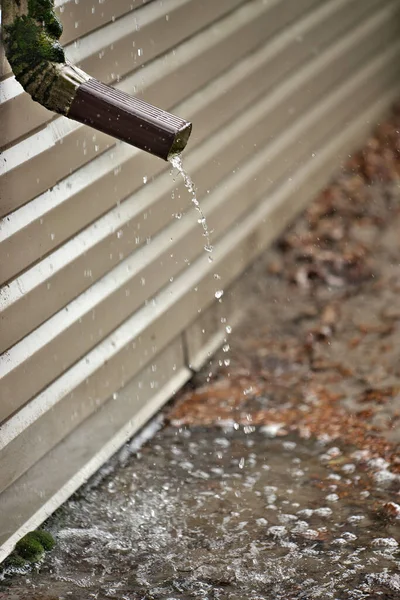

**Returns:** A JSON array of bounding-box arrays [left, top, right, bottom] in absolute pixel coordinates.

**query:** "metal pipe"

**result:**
[[67, 78, 192, 161], [2, 0, 192, 160]]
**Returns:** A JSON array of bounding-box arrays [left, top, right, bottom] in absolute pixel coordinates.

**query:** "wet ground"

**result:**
[[2, 428, 400, 599], [2, 106, 400, 598]]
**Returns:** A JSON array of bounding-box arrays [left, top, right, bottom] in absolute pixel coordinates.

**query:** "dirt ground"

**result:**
[[1, 106, 400, 599]]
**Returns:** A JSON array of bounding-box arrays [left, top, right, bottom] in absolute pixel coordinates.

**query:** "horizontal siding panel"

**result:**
[[1, 41, 398, 488], [0, 0, 372, 284], [0, 77, 53, 149], [184, 281, 245, 373], [0, 338, 190, 561], [184, 302, 227, 373], [58, 0, 153, 45], [68, 0, 245, 82], [0, 3, 398, 356], [0, 119, 114, 218]]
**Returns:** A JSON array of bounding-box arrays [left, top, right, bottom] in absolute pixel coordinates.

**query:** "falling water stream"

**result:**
[[168, 155, 231, 368], [169, 155, 214, 261]]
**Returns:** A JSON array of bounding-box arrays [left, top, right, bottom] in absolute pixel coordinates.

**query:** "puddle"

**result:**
[[2, 427, 399, 599]]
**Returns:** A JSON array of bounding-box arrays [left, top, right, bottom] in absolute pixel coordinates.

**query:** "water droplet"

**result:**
[[326, 493, 339, 502]]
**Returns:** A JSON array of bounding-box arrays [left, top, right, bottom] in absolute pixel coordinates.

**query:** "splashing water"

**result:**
[[3, 429, 400, 599], [169, 155, 213, 262]]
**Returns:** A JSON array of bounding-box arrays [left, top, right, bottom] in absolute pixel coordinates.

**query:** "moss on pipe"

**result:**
[[5, 15, 65, 74], [2, 0, 90, 115], [28, 0, 64, 37]]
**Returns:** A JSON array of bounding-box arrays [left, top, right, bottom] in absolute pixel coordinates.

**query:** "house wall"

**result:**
[[1, 0, 400, 560]]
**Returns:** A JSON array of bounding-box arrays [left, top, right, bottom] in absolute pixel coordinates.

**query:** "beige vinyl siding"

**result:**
[[1, 0, 400, 561]]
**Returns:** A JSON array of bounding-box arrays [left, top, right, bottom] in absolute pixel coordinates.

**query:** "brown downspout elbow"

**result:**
[[2, 0, 192, 160]]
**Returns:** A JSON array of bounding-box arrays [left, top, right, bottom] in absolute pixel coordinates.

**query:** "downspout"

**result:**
[[2, 0, 192, 160]]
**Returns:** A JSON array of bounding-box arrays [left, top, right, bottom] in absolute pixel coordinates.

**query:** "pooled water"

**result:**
[[169, 155, 214, 261], [3, 428, 399, 599]]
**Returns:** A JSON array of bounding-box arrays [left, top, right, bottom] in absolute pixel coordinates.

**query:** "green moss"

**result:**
[[0, 530, 56, 574], [29, 529, 56, 551], [28, 0, 63, 38], [5, 15, 64, 77], [4, 0, 64, 80], [15, 534, 45, 562]]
